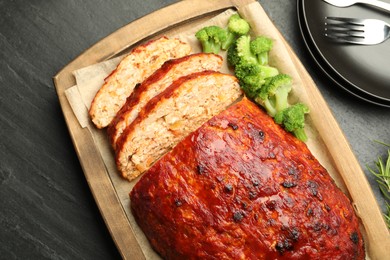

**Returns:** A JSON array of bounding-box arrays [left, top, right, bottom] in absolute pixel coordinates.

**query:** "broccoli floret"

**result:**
[[195, 26, 227, 54], [250, 36, 273, 65], [231, 36, 279, 97], [258, 65, 279, 79], [234, 60, 263, 98], [228, 34, 274, 67], [222, 14, 251, 50], [227, 42, 240, 67], [222, 32, 236, 51], [231, 35, 274, 68], [274, 103, 310, 141], [255, 74, 292, 117], [234, 60, 261, 80], [234, 60, 278, 99], [235, 35, 276, 68], [228, 13, 251, 35], [256, 75, 310, 141], [235, 35, 258, 64]]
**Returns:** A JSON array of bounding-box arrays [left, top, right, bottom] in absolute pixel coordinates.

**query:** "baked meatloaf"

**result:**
[[89, 36, 191, 128], [107, 53, 223, 148], [115, 71, 242, 181], [130, 97, 364, 259]]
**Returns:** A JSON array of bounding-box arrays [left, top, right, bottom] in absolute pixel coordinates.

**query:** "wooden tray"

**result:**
[[53, 0, 390, 259]]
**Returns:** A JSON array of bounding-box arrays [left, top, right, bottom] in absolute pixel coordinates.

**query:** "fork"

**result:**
[[324, 17, 390, 44]]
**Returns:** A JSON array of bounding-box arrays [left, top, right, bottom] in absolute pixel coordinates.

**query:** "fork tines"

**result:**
[[324, 17, 365, 42], [324, 16, 390, 45]]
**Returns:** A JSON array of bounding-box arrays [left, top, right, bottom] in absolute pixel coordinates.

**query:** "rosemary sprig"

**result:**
[[367, 141, 390, 229], [367, 149, 390, 200], [385, 202, 390, 229]]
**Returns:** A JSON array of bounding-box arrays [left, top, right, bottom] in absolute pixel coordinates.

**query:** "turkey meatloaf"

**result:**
[[130, 97, 364, 259], [89, 36, 191, 128], [107, 53, 223, 148], [115, 71, 242, 181]]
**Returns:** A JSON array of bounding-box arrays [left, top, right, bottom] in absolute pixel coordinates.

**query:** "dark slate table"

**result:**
[[1, 0, 388, 259]]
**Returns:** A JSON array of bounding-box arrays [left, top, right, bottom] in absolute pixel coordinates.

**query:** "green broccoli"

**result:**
[[233, 58, 279, 98], [228, 34, 278, 97], [234, 60, 261, 80], [227, 41, 240, 67], [222, 13, 251, 50], [228, 13, 251, 35], [234, 60, 263, 98], [250, 36, 273, 65], [258, 65, 279, 80], [274, 103, 310, 141], [235, 35, 258, 65], [195, 25, 227, 54], [235, 35, 274, 66], [255, 74, 292, 117]]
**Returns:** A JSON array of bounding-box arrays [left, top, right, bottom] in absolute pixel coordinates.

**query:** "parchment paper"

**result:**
[[64, 2, 350, 259]]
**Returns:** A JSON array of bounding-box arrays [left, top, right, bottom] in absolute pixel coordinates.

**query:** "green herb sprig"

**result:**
[[367, 141, 390, 228], [385, 202, 390, 228]]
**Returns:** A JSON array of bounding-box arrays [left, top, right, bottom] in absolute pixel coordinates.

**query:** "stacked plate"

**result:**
[[297, 0, 390, 107]]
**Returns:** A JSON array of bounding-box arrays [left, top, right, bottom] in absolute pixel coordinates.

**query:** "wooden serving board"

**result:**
[[53, 0, 390, 259]]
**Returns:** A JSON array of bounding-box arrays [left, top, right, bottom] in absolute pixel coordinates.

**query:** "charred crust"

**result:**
[[134, 82, 141, 90], [249, 191, 257, 200], [275, 239, 294, 254], [252, 179, 260, 187], [224, 184, 233, 193], [306, 208, 314, 217], [281, 181, 297, 188], [307, 181, 323, 200], [174, 198, 183, 207], [307, 181, 318, 196], [227, 122, 238, 130], [259, 130, 265, 139], [233, 211, 244, 222], [312, 222, 330, 232], [289, 228, 300, 241], [266, 200, 277, 210], [350, 232, 359, 244], [196, 164, 206, 175]]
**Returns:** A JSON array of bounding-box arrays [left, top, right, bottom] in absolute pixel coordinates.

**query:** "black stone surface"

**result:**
[[0, 0, 388, 259]]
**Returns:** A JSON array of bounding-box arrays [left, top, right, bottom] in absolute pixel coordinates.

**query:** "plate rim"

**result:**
[[299, 0, 390, 106], [297, 0, 390, 107]]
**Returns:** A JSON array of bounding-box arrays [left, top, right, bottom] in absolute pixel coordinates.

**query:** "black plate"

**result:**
[[298, 0, 390, 107]]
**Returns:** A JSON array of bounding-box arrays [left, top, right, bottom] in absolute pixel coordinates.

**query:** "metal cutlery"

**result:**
[[324, 16, 390, 44], [322, 0, 390, 12]]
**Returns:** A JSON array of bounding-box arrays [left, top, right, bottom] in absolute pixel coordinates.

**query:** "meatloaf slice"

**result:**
[[107, 53, 223, 148], [130, 97, 365, 260], [115, 71, 242, 181], [89, 36, 191, 128]]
